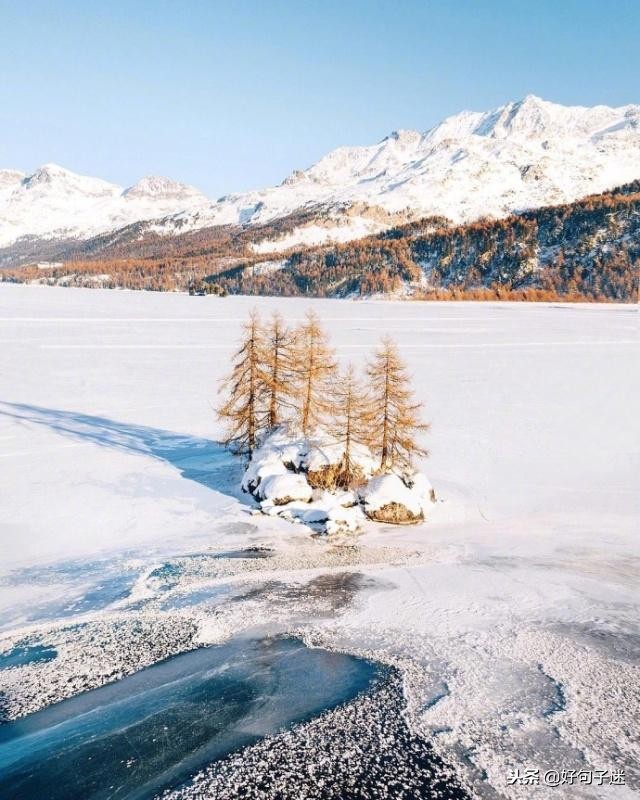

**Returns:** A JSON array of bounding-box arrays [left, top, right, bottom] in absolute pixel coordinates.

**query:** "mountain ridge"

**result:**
[[1, 95, 639, 266], [0, 164, 209, 249]]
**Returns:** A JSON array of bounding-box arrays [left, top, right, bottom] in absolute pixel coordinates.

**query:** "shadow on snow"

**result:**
[[0, 401, 244, 500]]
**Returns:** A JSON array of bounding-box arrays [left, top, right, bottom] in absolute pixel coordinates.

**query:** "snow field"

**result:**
[[0, 284, 638, 797]]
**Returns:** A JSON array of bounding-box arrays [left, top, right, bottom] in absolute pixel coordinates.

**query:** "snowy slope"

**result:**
[[0, 164, 209, 247], [1, 96, 639, 254], [161, 95, 640, 249]]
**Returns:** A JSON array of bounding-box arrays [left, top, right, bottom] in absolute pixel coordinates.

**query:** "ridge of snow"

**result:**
[[123, 175, 206, 201], [0, 169, 27, 190]]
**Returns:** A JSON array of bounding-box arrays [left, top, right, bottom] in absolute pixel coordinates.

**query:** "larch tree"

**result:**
[[366, 335, 429, 471], [328, 363, 372, 489], [264, 311, 296, 428], [217, 310, 267, 460], [294, 310, 337, 436]]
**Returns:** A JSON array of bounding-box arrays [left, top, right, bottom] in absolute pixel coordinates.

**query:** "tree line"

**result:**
[[4, 181, 637, 302], [217, 310, 428, 489], [209, 182, 640, 302]]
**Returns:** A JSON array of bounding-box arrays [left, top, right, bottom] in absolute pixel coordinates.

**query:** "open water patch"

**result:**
[[0, 644, 57, 670], [0, 636, 381, 800], [158, 583, 236, 611]]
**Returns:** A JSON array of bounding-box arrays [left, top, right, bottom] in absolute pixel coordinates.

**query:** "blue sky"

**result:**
[[1, 0, 638, 196]]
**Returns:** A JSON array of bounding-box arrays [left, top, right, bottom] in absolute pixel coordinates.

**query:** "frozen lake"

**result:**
[[0, 285, 638, 798], [0, 285, 637, 566]]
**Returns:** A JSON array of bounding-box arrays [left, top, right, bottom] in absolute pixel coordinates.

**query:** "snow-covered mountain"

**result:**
[[0, 164, 209, 248], [182, 95, 640, 251], [1, 96, 639, 256]]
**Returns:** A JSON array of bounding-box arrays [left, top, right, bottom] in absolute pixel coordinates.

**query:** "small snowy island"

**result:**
[[218, 310, 434, 534]]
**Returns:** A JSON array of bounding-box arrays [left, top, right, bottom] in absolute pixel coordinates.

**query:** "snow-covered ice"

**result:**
[[0, 284, 638, 798]]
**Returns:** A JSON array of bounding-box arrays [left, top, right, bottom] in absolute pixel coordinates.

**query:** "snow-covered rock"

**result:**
[[259, 473, 313, 505], [301, 491, 365, 534], [303, 436, 377, 488], [360, 473, 426, 524], [241, 427, 307, 495], [241, 428, 432, 533], [404, 471, 437, 504], [241, 451, 288, 496]]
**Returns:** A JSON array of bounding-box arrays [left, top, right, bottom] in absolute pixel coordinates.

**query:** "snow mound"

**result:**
[[241, 426, 308, 495], [404, 471, 436, 503], [242, 428, 433, 534], [360, 473, 426, 524], [304, 437, 377, 474], [304, 435, 377, 489], [260, 473, 313, 505]]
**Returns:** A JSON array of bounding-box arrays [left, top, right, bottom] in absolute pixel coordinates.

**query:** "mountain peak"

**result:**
[[123, 175, 205, 200], [1, 96, 639, 254], [21, 164, 120, 200], [519, 93, 546, 107], [383, 129, 422, 145], [469, 95, 554, 138], [25, 163, 73, 185]]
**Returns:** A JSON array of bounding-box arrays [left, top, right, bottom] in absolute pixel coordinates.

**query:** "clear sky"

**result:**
[[1, 0, 638, 197]]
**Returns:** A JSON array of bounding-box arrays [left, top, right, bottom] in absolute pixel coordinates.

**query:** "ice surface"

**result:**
[[0, 636, 380, 800], [0, 285, 638, 797], [0, 644, 57, 670]]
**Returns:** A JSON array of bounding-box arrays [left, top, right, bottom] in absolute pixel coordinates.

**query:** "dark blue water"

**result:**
[[146, 561, 182, 590], [0, 637, 380, 800], [214, 547, 274, 559], [0, 644, 57, 670]]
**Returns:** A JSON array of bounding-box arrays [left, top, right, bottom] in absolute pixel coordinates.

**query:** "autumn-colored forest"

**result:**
[[2, 181, 638, 302]]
